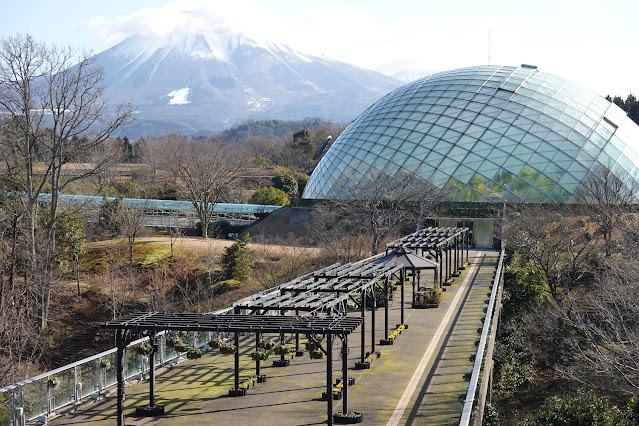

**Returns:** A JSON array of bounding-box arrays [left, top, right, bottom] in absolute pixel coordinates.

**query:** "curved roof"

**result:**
[[303, 65, 639, 202]]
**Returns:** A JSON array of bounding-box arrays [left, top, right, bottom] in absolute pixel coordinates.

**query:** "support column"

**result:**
[[383, 278, 389, 341], [327, 334, 333, 426], [400, 270, 405, 325], [411, 269, 416, 307], [295, 309, 300, 353], [116, 330, 126, 426], [149, 333, 157, 408], [438, 250, 443, 285], [256, 333, 261, 377], [360, 289, 366, 363], [234, 331, 240, 391], [371, 285, 376, 354], [342, 335, 349, 415]]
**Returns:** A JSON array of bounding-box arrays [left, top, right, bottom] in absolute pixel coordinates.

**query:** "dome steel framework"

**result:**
[[303, 65, 639, 202]]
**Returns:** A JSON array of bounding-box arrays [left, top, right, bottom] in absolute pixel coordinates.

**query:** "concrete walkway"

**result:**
[[51, 249, 499, 426]]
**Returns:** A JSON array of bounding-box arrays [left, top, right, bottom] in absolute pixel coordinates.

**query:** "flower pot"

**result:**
[[380, 338, 394, 345], [228, 388, 247, 397], [257, 374, 267, 383], [272, 359, 290, 367], [355, 361, 370, 370], [135, 405, 165, 417], [333, 411, 363, 424], [322, 390, 342, 400]]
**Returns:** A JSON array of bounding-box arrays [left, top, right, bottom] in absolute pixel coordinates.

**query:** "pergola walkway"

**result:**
[[51, 249, 498, 426]]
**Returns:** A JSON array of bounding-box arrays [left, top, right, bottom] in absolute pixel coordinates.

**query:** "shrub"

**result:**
[[529, 389, 633, 426], [249, 187, 289, 206], [186, 347, 202, 360], [272, 174, 298, 196], [221, 234, 255, 283]]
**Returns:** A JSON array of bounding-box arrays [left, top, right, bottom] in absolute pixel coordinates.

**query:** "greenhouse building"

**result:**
[[303, 65, 639, 203], [302, 64, 639, 247]]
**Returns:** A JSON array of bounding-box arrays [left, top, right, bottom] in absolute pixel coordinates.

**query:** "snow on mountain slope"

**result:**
[[91, 26, 402, 137]]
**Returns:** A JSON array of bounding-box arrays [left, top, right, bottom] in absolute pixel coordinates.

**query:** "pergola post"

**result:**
[[115, 330, 128, 426], [411, 268, 416, 307], [342, 335, 349, 415], [149, 332, 157, 408], [327, 334, 333, 426], [438, 249, 443, 285], [383, 277, 389, 342], [255, 333, 261, 377], [234, 307, 240, 392], [400, 269, 405, 325], [234, 331, 240, 391], [360, 289, 366, 363], [466, 230, 470, 263], [371, 285, 376, 354], [295, 309, 300, 353]]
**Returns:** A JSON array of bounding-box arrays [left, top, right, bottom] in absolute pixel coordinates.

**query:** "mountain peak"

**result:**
[[92, 26, 402, 137]]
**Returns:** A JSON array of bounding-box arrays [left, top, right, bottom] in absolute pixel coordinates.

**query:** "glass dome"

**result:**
[[303, 65, 639, 202]]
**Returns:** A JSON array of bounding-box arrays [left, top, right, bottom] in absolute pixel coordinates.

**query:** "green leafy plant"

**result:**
[[134, 342, 155, 356], [273, 344, 291, 356], [309, 350, 324, 359], [250, 350, 269, 361], [48, 377, 59, 388], [186, 347, 202, 360], [208, 338, 222, 349], [219, 343, 237, 355]]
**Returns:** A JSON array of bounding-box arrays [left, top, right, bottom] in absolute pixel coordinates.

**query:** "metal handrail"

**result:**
[[459, 249, 505, 425]]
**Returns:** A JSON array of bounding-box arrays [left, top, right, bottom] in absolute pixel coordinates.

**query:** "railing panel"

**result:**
[[0, 390, 11, 426], [22, 380, 46, 421]]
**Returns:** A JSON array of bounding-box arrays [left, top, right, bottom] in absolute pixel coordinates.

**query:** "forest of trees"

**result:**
[[607, 93, 639, 125]]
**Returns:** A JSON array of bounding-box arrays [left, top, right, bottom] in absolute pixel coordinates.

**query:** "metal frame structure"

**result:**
[[104, 313, 363, 426], [386, 227, 470, 285]]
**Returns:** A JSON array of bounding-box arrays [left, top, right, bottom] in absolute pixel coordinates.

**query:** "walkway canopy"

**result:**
[[104, 312, 363, 335]]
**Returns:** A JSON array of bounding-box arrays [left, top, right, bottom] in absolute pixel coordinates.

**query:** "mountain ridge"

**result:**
[[91, 26, 402, 137]]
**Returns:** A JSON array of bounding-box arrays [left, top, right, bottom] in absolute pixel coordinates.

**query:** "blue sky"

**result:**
[[2, 0, 638, 96]]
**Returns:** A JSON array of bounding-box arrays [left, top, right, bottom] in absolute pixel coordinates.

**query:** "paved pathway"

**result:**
[[51, 250, 499, 426]]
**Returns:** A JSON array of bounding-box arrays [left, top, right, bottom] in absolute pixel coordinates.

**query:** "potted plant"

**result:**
[[208, 338, 222, 349], [309, 349, 324, 359], [305, 341, 317, 351], [273, 344, 290, 356], [99, 359, 110, 369], [250, 349, 269, 361], [135, 404, 165, 417], [261, 340, 275, 351], [134, 342, 155, 356], [47, 377, 59, 388], [333, 411, 363, 424], [186, 347, 202, 360], [219, 343, 236, 355]]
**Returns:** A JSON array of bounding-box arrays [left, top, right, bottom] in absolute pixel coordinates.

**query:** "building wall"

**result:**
[[437, 218, 495, 248]]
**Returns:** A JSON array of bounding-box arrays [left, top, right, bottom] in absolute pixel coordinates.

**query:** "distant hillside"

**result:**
[[211, 118, 344, 143], [90, 26, 401, 138]]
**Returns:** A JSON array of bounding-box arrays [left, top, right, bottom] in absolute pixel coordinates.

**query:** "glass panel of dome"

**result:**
[[472, 114, 494, 126], [525, 187, 547, 202], [549, 185, 570, 202], [491, 148, 511, 164], [501, 191, 524, 202], [582, 141, 601, 157], [520, 165, 541, 183], [464, 124, 486, 137], [458, 186, 480, 202], [493, 168, 516, 186], [443, 177, 464, 197], [436, 115, 455, 127], [509, 177, 531, 197], [433, 141, 453, 155], [430, 169, 451, 186], [473, 141, 493, 156]]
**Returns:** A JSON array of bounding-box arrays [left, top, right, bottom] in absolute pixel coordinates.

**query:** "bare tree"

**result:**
[[115, 201, 148, 267], [252, 234, 318, 289], [0, 34, 133, 330], [573, 165, 637, 256], [146, 134, 248, 239], [314, 165, 440, 256], [553, 266, 639, 396], [506, 208, 600, 299]]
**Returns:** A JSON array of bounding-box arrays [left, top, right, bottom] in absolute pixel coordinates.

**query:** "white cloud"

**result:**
[[85, 0, 639, 96]]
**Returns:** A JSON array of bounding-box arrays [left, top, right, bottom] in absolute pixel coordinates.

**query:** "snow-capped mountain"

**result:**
[[92, 27, 403, 137]]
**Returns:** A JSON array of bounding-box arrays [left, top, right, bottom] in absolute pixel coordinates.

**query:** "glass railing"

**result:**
[[0, 329, 222, 425]]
